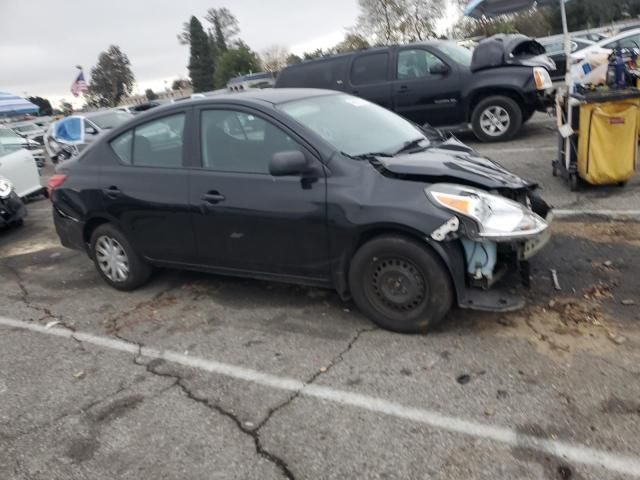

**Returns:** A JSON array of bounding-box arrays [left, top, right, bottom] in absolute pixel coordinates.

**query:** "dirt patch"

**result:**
[[493, 285, 632, 360], [552, 222, 640, 247]]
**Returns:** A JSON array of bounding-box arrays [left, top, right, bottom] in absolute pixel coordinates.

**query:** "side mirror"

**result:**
[[269, 150, 310, 176], [430, 63, 450, 75], [86, 126, 98, 135]]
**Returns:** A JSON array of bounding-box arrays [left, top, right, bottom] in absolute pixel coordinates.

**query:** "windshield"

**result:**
[[438, 43, 472, 66], [14, 124, 38, 133], [278, 94, 427, 156], [0, 128, 21, 139], [89, 111, 134, 130]]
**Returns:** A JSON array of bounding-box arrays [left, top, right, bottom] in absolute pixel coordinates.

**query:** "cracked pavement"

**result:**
[[2, 121, 640, 479]]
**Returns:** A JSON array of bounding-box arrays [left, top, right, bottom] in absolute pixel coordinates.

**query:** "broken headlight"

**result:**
[[0, 177, 13, 199], [425, 184, 548, 241]]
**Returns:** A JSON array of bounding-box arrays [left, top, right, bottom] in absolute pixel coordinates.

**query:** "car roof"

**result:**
[[597, 28, 640, 46], [158, 88, 339, 109]]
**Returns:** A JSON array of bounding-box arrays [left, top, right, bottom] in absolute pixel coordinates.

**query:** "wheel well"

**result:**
[[468, 89, 525, 122], [336, 226, 452, 299], [83, 217, 109, 245]]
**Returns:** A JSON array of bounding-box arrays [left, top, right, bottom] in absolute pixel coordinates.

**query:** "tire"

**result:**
[[89, 224, 152, 291], [471, 95, 523, 143], [348, 235, 453, 334]]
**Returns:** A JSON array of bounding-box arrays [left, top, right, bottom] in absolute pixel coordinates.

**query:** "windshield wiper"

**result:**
[[342, 151, 394, 160], [394, 137, 429, 155]]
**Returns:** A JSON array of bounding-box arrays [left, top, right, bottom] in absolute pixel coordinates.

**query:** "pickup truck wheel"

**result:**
[[90, 224, 152, 291], [348, 235, 453, 334], [471, 96, 523, 142]]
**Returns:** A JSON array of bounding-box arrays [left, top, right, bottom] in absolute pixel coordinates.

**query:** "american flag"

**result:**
[[71, 70, 88, 97]]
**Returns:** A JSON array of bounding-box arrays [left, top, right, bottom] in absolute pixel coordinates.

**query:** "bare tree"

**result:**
[[355, 0, 446, 44], [260, 45, 290, 72]]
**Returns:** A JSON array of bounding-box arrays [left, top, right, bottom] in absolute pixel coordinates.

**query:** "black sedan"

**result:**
[[50, 89, 551, 333]]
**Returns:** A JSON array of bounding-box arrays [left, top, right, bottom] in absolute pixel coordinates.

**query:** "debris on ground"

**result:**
[[550, 269, 561, 291], [456, 374, 471, 385], [621, 299, 636, 306], [73, 371, 86, 380], [583, 282, 613, 301]]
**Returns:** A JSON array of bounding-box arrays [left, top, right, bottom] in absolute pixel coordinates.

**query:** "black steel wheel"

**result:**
[[349, 235, 453, 333]]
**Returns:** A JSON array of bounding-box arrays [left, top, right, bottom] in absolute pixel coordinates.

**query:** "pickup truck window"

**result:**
[[397, 49, 446, 80], [351, 52, 389, 85]]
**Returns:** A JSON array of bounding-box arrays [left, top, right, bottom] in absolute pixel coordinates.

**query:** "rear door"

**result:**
[[392, 47, 463, 126], [347, 51, 393, 109], [102, 109, 197, 263]]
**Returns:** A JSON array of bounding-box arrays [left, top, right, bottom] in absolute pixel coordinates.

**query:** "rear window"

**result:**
[[350, 52, 389, 85], [277, 58, 347, 89]]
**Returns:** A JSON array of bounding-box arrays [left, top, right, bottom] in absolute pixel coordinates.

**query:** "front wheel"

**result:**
[[90, 224, 152, 291], [348, 235, 453, 333], [471, 95, 523, 143]]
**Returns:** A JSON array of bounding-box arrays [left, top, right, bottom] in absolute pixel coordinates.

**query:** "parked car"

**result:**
[[538, 36, 596, 81], [9, 120, 46, 144], [0, 176, 27, 228], [0, 142, 46, 199], [0, 126, 46, 167], [275, 38, 554, 142], [45, 110, 134, 163], [572, 28, 640, 61], [50, 89, 552, 333]]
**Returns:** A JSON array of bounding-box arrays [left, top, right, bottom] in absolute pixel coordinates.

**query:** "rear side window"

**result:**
[[277, 58, 347, 89], [350, 53, 389, 85], [110, 114, 185, 167]]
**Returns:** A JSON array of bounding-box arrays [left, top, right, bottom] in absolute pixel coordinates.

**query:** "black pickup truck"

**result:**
[[276, 36, 555, 142]]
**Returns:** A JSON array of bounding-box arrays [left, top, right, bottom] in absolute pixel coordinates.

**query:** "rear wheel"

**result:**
[[348, 235, 453, 333], [90, 224, 151, 291], [471, 95, 523, 143]]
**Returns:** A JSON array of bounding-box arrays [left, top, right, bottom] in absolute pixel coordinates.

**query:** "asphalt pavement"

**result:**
[[1, 117, 640, 479]]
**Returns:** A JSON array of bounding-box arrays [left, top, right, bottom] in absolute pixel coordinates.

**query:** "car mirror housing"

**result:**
[[430, 63, 449, 75], [269, 150, 310, 176]]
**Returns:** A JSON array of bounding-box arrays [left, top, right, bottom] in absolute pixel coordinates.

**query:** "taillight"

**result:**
[[47, 174, 67, 199]]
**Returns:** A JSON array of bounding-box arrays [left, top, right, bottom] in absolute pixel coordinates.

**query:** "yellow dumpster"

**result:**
[[578, 101, 638, 185]]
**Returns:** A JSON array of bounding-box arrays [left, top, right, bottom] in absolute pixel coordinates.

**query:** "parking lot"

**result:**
[[2, 115, 640, 479]]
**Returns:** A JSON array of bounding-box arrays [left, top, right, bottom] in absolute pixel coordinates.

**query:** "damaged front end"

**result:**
[[425, 183, 552, 312]]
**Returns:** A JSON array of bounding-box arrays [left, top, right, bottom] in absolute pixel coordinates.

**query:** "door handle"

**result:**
[[398, 85, 409, 93], [201, 191, 225, 204], [102, 186, 121, 199]]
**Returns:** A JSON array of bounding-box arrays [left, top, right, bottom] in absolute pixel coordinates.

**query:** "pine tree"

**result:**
[[188, 16, 214, 92]]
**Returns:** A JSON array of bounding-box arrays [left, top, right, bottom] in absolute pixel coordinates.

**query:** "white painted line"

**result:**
[[554, 209, 640, 219], [1, 315, 639, 477], [476, 146, 556, 155]]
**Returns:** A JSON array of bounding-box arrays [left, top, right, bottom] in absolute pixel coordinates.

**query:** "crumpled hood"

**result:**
[[374, 141, 534, 190]]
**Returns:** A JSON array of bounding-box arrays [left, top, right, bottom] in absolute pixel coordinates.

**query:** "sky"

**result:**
[[0, 0, 460, 109], [0, 0, 362, 108]]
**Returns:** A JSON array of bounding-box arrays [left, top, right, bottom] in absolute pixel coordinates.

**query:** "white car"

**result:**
[[572, 27, 640, 61], [0, 126, 46, 167], [0, 143, 46, 199]]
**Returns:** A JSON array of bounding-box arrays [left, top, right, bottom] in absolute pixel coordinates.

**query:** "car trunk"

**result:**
[[471, 34, 555, 72]]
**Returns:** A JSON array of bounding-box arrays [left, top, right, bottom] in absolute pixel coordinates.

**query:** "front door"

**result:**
[[393, 48, 463, 127], [189, 107, 329, 281], [102, 111, 197, 263]]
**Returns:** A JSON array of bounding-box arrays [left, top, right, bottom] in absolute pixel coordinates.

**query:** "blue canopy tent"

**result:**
[[0, 92, 39, 117]]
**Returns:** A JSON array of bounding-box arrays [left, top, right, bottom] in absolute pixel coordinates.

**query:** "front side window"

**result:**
[[201, 110, 301, 174], [607, 34, 640, 49], [350, 53, 389, 85], [397, 49, 446, 80], [110, 113, 185, 167], [279, 93, 426, 157]]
